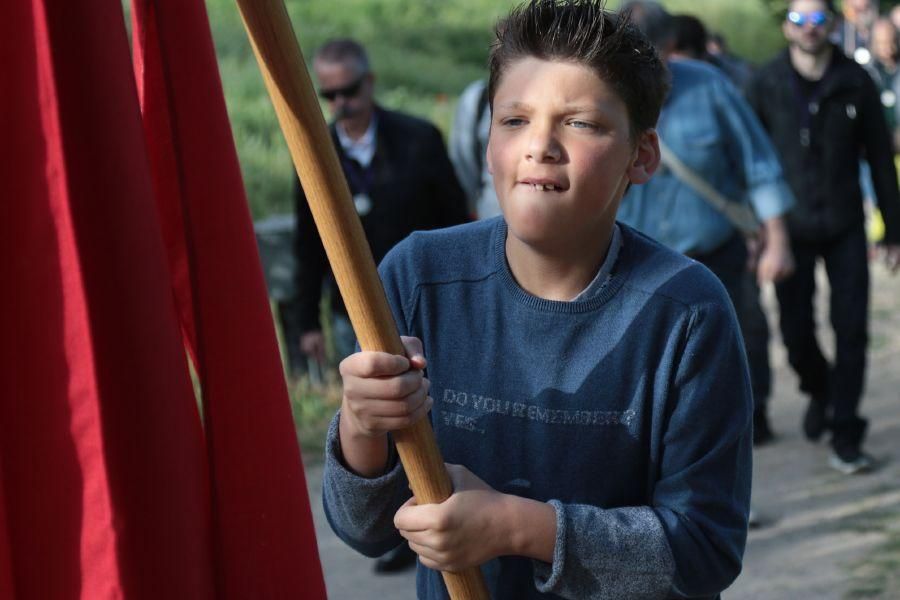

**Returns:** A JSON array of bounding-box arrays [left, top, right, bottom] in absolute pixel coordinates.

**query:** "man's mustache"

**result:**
[[333, 104, 359, 121]]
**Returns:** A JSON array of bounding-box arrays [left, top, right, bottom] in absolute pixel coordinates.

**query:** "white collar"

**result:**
[[336, 114, 377, 167]]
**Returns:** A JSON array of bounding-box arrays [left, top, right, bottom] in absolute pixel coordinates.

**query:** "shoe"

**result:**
[[802, 395, 829, 442], [373, 543, 417, 573], [753, 409, 775, 446], [828, 447, 874, 475]]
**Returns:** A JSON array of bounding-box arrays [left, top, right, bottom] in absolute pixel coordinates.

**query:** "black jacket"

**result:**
[[293, 106, 469, 333], [746, 47, 900, 243]]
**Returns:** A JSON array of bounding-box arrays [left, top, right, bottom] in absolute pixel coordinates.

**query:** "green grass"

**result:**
[[288, 374, 342, 460], [843, 502, 900, 598], [845, 527, 900, 598]]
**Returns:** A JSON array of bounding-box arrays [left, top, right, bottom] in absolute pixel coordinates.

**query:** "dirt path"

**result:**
[[730, 262, 900, 599], [307, 263, 900, 599]]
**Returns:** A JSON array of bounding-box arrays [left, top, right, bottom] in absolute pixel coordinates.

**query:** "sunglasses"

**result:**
[[318, 76, 365, 101], [786, 10, 830, 27]]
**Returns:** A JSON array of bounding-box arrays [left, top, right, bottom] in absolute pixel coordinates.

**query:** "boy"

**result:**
[[323, 1, 752, 598]]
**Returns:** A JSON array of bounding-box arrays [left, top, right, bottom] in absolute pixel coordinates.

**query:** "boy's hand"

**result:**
[[337, 337, 433, 478], [339, 336, 433, 439], [394, 464, 509, 573]]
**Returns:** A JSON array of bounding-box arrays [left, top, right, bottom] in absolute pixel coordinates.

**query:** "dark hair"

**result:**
[[672, 14, 708, 60], [313, 38, 370, 75], [488, 0, 670, 139]]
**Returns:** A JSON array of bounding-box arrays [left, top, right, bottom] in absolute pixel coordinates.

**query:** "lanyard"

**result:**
[[339, 154, 376, 196], [788, 62, 835, 148]]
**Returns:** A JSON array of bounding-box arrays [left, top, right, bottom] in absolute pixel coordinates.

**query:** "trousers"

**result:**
[[775, 224, 869, 449]]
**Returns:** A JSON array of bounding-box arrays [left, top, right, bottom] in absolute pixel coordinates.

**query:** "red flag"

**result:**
[[2, 0, 214, 597], [130, 0, 325, 596], [2, 0, 325, 596]]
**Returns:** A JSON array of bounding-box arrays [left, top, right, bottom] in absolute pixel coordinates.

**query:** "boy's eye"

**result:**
[[500, 117, 527, 127], [567, 119, 598, 130]]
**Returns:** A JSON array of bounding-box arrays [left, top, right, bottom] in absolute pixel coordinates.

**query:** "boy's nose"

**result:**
[[526, 126, 562, 162]]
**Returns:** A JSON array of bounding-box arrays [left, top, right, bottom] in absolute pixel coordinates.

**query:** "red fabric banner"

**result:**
[[130, 0, 325, 596], [1, 0, 324, 596]]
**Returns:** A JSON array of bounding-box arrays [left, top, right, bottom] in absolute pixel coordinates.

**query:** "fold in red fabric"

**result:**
[[130, 0, 325, 596], [1, 0, 324, 596]]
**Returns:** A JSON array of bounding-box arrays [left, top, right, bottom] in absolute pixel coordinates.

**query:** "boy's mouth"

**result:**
[[520, 178, 565, 192]]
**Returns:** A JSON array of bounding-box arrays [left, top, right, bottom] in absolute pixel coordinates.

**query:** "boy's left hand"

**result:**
[[394, 464, 509, 573]]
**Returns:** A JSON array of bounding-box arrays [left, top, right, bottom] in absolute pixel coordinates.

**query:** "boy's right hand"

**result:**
[[339, 336, 433, 439]]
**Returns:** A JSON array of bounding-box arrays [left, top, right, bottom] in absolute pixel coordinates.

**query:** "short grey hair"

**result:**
[[313, 38, 370, 75]]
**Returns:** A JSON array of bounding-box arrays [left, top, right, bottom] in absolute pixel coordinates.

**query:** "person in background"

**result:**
[[448, 79, 500, 219], [891, 5, 900, 33], [706, 31, 755, 89], [746, 0, 900, 474], [293, 38, 468, 572], [869, 17, 900, 151], [669, 13, 782, 446], [620, 2, 796, 446], [832, 0, 877, 65]]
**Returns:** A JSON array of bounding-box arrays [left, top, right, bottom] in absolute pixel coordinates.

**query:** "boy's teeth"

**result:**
[[532, 183, 555, 191]]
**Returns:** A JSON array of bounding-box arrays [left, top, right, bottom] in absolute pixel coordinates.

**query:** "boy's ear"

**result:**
[[627, 129, 661, 185]]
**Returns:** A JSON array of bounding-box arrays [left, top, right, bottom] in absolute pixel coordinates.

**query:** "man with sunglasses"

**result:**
[[747, 0, 900, 474], [293, 38, 467, 573], [294, 38, 468, 367]]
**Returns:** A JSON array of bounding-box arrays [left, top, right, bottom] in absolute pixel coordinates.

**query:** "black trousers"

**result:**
[[775, 225, 869, 448], [691, 234, 770, 405]]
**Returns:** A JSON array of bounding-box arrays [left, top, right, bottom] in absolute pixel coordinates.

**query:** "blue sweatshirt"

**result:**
[[323, 218, 752, 599]]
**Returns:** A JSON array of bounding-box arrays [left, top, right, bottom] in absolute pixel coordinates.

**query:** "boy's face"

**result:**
[[487, 58, 658, 253]]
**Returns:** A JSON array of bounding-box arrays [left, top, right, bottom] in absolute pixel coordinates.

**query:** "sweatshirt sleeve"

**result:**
[[321, 414, 411, 557], [532, 297, 752, 599], [321, 240, 419, 557]]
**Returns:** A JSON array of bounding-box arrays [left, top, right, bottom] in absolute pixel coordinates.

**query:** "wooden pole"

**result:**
[[234, 1, 490, 597]]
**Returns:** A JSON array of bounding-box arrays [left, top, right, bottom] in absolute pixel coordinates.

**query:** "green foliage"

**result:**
[[208, 0, 788, 221], [654, 0, 788, 64], [207, 0, 510, 219]]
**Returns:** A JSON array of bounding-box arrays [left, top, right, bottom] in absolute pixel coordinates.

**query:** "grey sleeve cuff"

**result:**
[[322, 413, 411, 557], [532, 501, 675, 599]]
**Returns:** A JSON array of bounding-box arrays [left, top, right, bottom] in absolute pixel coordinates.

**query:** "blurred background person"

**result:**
[[669, 12, 781, 444], [294, 38, 468, 368], [891, 4, 900, 33], [293, 37, 468, 572], [869, 17, 900, 151], [621, 2, 796, 447], [448, 78, 498, 220], [706, 30, 755, 89], [833, 0, 878, 65], [746, 0, 900, 474]]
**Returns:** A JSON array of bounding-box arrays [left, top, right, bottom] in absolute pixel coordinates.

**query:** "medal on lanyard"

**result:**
[[353, 193, 372, 216], [341, 154, 375, 217]]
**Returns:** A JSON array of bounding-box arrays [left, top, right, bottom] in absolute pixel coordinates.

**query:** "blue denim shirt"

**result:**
[[618, 59, 795, 255]]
